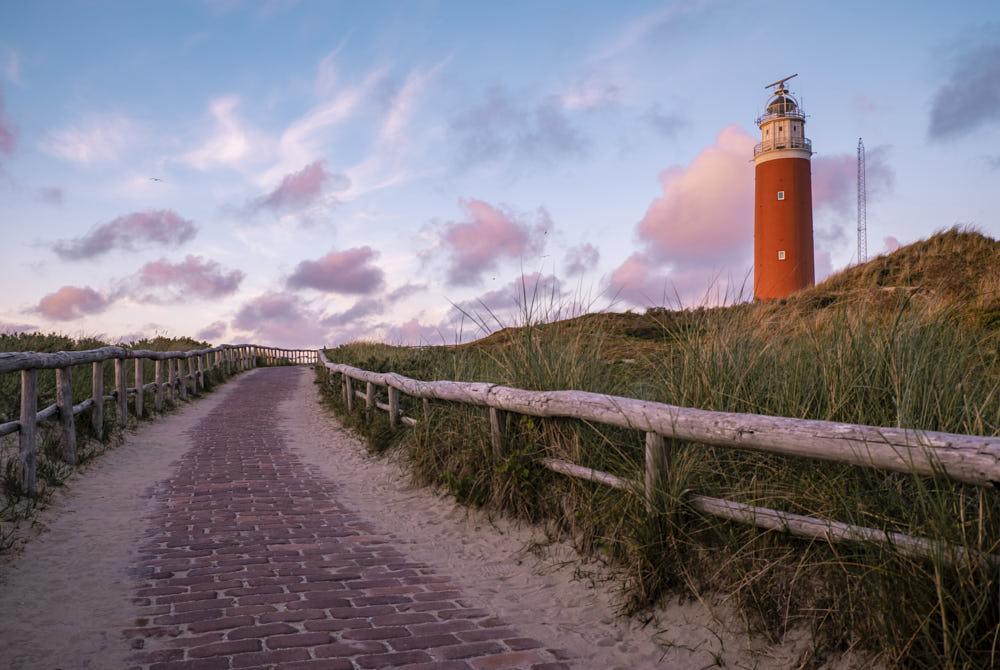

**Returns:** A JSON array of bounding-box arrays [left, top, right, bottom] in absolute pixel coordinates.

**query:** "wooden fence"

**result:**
[[0, 345, 316, 496], [319, 351, 1000, 565]]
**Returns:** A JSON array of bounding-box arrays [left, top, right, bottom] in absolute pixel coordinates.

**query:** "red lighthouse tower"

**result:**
[[753, 74, 814, 300]]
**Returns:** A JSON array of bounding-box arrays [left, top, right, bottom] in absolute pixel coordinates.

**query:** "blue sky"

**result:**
[[1, 0, 998, 346]]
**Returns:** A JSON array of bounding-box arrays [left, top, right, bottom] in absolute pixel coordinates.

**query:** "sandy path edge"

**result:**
[[0, 373, 251, 670], [281, 368, 842, 670]]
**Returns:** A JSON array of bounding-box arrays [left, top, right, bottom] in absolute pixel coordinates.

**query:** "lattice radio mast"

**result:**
[[857, 137, 867, 263]]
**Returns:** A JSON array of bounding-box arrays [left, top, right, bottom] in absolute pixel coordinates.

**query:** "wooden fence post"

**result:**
[[134, 358, 144, 418], [154, 359, 164, 412], [388, 386, 400, 428], [115, 358, 128, 422], [197, 355, 204, 390], [19, 369, 37, 497], [489, 407, 505, 460], [345, 375, 354, 412], [167, 357, 176, 402], [91, 360, 104, 439], [644, 432, 670, 512], [178, 359, 188, 400], [365, 381, 375, 412], [56, 366, 77, 465]]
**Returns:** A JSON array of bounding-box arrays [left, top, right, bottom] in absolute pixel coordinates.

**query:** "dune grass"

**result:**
[[0, 333, 222, 553], [320, 230, 1000, 668]]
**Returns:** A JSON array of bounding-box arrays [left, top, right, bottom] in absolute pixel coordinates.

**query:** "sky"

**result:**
[[1, 0, 998, 347]]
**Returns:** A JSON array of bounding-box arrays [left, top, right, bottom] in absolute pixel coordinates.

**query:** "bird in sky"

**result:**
[[150, 177, 163, 182]]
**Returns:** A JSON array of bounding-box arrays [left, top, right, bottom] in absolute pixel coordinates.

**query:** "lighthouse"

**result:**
[[753, 74, 815, 300]]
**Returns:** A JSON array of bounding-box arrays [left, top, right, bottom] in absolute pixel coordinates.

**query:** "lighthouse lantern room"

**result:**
[[753, 74, 815, 300]]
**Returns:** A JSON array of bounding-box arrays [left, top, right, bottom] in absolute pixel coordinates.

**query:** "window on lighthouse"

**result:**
[[777, 191, 785, 200]]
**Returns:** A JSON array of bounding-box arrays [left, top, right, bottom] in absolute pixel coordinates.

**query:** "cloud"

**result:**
[[0, 91, 14, 157], [196, 320, 227, 342], [128, 255, 244, 302], [637, 125, 756, 265], [322, 297, 384, 328], [39, 114, 136, 164], [432, 199, 552, 286], [641, 104, 687, 138], [34, 286, 112, 321], [250, 160, 348, 214], [53, 209, 197, 260], [381, 318, 451, 346], [812, 147, 893, 215], [564, 243, 600, 276], [3, 49, 19, 84], [322, 282, 427, 330], [929, 41, 1000, 139], [883, 236, 903, 253], [449, 87, 587, 171], [609, 125, 894, 306], [37, 186, 64, 205], [0, 320, 37, 335], [183, 96, 265, 170], [231, 292, 328, 347], [451, 272, 565, 324], [606, 126, 757, 306], [287, 246, 385, 294], [560, 79, 620, 110]]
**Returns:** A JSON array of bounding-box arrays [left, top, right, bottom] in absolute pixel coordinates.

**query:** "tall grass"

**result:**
[[321, 283, 1000, 667], [0, 333, 219, 552]]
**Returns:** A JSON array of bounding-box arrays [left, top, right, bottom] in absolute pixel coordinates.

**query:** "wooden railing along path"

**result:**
[[0, 345, 317, 495], [319, 351, 1000, 565]]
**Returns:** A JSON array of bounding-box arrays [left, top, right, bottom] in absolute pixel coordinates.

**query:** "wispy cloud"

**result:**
[[53, 209, 197, 260], [183, 96, 267, 170], [3, 48, 19, 85], [0, 90, 15, 158], [564, 243, 600, 276], [449, 87, 587, 172], [929, 40, 1000, 139], [37, 186, 65, 205], [40, 113, 137, 164], [196, 320, 228, 342]]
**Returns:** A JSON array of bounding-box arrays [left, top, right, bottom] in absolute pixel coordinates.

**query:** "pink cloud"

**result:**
[[287, 246, 385, 294], [252, 160, 348, 213], [564, 243, 600, 276], [637, 125, 756, 265], [53, 209, 197, 260], [35, 286, 112, 321], [883, 236, 903, 253], [610, 126, 893, 306], [231, 292, 327, 347], [437, 199, 551, 286], [812, 147, 893, 215], [0, 91, 14, 157], [196, 320, 227, 342], [131, 255, 244, 302]]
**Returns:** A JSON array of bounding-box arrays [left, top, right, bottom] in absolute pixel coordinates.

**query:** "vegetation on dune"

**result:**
[[320, 228, 1000, 668], [0, 334, 221, 554]]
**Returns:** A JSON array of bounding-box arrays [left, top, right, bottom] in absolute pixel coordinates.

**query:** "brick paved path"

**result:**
[[127, 368, 570, 670]]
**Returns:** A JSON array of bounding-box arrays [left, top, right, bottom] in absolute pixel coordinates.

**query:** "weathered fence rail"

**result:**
[[0, 344, 317, 496], [319, 351, 1000, 565]]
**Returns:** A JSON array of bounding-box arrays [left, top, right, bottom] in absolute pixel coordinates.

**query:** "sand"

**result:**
[[281, 368, 826, 670], [0, 367, 842, 669], [0, 379, 241, 670]]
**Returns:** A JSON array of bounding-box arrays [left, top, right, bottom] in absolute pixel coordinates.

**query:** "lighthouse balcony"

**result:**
[[754, 136, 812, 156], [755, 108, 806, 125]]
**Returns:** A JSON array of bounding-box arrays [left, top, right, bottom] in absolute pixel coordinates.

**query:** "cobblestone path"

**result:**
[[127, 368, 570, 670]]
